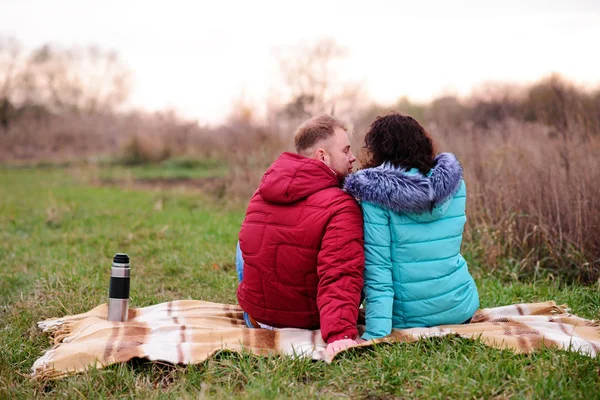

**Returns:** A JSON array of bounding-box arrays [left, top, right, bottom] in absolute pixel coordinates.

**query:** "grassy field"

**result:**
[[0, 166, 599, 399]]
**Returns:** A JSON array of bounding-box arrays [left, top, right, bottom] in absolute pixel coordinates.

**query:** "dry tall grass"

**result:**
[[430, 120, 600, 282], [219, 120, 291, 198], [0, 111, 219, 163]]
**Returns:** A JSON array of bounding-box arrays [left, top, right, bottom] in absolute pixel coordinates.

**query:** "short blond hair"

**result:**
[[294, 113, 352, 154]]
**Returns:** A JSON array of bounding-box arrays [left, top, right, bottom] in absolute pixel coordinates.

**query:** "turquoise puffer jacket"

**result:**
[[344, 153, 479, 340]]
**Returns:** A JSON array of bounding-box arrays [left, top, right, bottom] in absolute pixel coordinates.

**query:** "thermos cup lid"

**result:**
[[113, 253, 130, 264]]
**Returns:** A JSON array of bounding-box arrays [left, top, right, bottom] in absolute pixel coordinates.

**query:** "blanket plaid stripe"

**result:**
[[32, 300, 599, 379]]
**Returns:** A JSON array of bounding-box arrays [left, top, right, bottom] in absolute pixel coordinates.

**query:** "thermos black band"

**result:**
[[109, 277, 130, 299]]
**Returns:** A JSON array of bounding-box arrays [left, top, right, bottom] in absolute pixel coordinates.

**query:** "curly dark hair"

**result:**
[[361, 113, 436, 175]]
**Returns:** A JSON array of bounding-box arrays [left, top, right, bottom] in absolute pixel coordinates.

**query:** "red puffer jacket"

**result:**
[[237, 152, 364, 343]]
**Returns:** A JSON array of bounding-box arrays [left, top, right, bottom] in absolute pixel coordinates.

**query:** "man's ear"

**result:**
[[315, 148, 326, 162]]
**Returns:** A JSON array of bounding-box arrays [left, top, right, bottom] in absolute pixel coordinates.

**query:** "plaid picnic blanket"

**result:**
[[32, 300, 599, 379]]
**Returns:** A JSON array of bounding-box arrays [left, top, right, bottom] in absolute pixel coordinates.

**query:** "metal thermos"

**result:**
[[108, 253, 130, 321]]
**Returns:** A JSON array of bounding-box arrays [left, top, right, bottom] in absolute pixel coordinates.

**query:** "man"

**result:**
[[236, 113, 365, 355]]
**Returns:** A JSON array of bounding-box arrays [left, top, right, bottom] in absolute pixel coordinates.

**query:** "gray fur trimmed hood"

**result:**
[[343, 153, 463, 214]]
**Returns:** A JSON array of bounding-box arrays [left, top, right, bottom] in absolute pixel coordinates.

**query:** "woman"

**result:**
[[344, 113, 479, 340]]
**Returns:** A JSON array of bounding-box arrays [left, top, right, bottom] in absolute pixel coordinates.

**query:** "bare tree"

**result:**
[[274, 38, 362, 121], [21, 44, 132, 114], [0, 37, 24, 130]]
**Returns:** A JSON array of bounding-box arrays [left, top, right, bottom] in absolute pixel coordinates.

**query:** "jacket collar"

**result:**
[[343, 153, 463, 214]]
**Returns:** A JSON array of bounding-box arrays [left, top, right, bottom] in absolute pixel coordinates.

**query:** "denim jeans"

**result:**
[[235, 241, 244, 282], [236, 241, 257, 328]]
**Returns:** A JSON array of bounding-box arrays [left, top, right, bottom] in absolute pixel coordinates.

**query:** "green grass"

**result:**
[[100, 157, 228, 181], [0, 168, 599, 399]]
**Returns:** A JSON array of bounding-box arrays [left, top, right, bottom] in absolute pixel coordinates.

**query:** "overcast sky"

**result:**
[[1, 0, 599, 124]]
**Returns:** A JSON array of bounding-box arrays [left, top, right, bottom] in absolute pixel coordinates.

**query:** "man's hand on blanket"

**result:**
[[326, 338, 357, 355]]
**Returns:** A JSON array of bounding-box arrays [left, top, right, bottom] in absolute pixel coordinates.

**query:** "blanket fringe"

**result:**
[[588, 320, 600, 329], [51, 324, 74, 345], [37, 318, 65, 334], [556, 304, 571, 313], [31, 350, 56, 379], [37, 318, 75, 345]]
